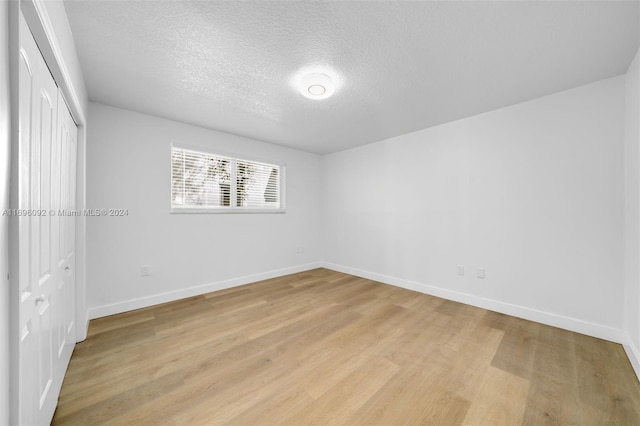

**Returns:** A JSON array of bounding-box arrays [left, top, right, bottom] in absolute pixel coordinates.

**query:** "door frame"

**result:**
[[9, 0, 87, 422]]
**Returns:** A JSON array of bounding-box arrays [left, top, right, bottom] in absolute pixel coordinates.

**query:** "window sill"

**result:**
[[170, 207, 286, 214]]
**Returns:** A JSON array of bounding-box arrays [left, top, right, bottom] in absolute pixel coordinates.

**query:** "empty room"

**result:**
[[1, 0, 640, 424]]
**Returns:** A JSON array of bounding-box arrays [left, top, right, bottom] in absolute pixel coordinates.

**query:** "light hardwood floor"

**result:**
[[52, 268, 640, 425]]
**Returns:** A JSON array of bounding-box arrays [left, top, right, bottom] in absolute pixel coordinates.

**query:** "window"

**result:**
[[171, 146, 285, 212]]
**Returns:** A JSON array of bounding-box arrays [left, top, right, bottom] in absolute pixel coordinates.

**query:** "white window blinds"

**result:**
[[171, 146, 284, 212]]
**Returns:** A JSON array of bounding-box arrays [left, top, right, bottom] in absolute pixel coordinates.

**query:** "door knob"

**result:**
[[35, 296, 45, 305], [65, 265, 71, 271]]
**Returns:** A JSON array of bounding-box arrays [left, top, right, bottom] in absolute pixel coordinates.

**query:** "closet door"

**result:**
[[18, 13, 77, 425]]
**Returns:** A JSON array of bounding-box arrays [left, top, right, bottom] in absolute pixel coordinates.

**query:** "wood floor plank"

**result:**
[[283, 356, 401, 425], [52, 370, 184, 425], [301, 327, 406, 400], [53, 268, 640, 425], [574, 334, 640, 423], [490, 316, 540, 380], [227, 384, 315, 425], [347, 353, 467, 425], [522, 326, 582, 425], [440, 323, 506, 403], [462, 366, 529, 425]]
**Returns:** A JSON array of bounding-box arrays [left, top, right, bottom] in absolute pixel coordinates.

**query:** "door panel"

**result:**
[[17, 21, 36, 425], [22, 15, 59, 423], [55, 97, 76, 364]]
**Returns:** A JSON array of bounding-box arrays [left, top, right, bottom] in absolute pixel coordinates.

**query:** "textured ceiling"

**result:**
[[63, 0, 640, 154]]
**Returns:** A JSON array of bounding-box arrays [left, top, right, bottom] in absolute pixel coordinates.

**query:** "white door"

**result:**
[[18, 13, 77, 425]]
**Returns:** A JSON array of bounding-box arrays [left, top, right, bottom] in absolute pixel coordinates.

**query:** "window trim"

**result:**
[[170, 143, 287, 214]]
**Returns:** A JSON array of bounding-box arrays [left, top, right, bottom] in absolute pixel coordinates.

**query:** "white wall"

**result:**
[[323, 76, 626, 340], [86, 103, 322, 317], [624, 48, 640, 377], [0, 1, 10, 423]]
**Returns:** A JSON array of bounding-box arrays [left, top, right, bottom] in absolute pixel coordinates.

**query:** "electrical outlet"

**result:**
[[141, 266, 150, 277], [456, 265, 464, 276], [477, 268, 485, 279]]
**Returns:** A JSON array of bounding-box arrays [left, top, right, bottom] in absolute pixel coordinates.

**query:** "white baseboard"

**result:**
[[323, 262, 625, 345], [622, 334, 640, 381], [87, 262, 323, 320]]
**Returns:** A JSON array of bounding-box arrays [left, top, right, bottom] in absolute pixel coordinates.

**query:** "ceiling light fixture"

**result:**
[[299, 73, 334, 100]]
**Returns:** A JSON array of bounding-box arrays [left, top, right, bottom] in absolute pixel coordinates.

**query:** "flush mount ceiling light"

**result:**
[[299, 73, 335, 100]]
